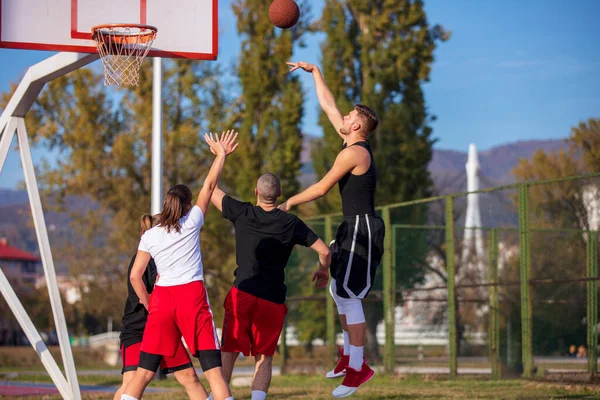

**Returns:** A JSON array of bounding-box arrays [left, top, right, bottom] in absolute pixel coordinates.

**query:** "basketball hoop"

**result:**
[[91, 24, 157, 86]]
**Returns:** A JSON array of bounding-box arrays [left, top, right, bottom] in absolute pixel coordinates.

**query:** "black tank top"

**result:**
[[338, 141, 377, 217]]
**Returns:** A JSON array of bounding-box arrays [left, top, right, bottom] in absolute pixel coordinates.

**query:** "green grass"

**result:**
[[4, 374, 600, 399]]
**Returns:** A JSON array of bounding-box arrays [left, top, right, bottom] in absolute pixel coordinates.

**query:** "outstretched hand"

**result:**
[[312, 267, 329, 289], [286, 61, 315, 73], [205, 130, 239, 157]]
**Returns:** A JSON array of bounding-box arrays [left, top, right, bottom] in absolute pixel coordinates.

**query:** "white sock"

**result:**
[[349, 344, 363, 370], [343, 331, 350, 355], [251, 390, 267, 400], [121, 395, 138, 400], [206, 394, 213, 400], [225, 397, 234, 400]]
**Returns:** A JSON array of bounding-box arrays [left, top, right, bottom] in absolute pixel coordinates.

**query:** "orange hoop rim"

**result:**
[[91, 23, 158, 43]]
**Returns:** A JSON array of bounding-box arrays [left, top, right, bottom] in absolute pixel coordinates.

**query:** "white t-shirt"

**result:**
[[138, 205, 205, 287]]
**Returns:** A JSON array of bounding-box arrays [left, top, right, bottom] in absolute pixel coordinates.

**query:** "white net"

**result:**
[[92, 25, 157, 86]]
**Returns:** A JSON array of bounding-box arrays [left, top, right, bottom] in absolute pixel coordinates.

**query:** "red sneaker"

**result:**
[[332, 361, 374, 398], [326, 354, 349, 379]]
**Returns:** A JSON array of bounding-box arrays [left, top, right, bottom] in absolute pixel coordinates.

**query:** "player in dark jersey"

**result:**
[[280, 61, 385, 398], [114, 214, 208, 400], [207, 173, 331, 400]]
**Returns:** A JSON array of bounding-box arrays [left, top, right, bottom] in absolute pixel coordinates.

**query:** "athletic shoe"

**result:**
[[325, 353, 349, 379], [331, 362, 375, 398]]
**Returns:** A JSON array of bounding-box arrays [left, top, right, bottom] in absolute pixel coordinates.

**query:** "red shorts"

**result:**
[[221, 287, 287, 356], [140, 280, 220, 357], [121, 340, 192, 374]]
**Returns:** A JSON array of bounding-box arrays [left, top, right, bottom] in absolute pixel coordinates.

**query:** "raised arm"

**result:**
[[287, 61, 344, 140], [210, 187, 226, 213], [196, 131, 238, 216], [130, 250, 152, 309], [278, 146, 362, 212]]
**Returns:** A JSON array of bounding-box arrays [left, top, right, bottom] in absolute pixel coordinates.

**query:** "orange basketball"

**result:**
[[269, 0, 300, 29]]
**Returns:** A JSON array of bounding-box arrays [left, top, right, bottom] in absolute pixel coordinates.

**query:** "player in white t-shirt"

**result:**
[[121, 131, 239, 400]]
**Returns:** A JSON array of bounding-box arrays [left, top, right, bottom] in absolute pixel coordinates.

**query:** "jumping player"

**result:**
[[208, 173, 331, 400], [281, 61, 385, 398], [121, 131, 239, 400], [115, 214, 206, 400]]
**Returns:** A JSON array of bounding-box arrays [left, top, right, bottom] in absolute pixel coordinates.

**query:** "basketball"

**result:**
[[268, 0, 300, 29]]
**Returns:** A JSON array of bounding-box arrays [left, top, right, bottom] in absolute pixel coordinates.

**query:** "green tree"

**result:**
[[510, 118, 600, 360], [307, 0, 448, 359], [230, 0, 309, 201]]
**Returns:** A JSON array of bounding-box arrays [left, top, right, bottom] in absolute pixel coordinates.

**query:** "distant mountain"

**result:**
[[430, 139, 568, 188], [301, 136, 569, 191], [0, 189, 28, 207]]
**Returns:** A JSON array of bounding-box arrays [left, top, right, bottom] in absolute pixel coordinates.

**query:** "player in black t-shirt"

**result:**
[[115, 215, 208, 400], [281, 61, 385, 398], [208, 173, 331, 400]]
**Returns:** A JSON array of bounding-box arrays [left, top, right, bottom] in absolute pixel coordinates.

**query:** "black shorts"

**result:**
[[330, 214, 385, 299]]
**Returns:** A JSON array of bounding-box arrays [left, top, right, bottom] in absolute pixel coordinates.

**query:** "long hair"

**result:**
[[139, 214, 158, 236], [157, 184, 193, 233]]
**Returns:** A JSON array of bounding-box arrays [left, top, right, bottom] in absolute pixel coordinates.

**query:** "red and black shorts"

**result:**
[[140, 280, 222, 372], [221, 286, 287, 357], [120, 340, 192, 374]]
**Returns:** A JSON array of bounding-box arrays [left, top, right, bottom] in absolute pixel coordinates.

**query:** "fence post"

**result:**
[[382, 207, 395, 373], [445, 196, 457, 377], [324, 215, 336, 361], [587, 230, 598, 377], [487, 228, 501, 378], [518, 183, 533, 377]]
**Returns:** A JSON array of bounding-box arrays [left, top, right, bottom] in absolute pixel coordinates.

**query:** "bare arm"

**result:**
[[311, 239, 331, 289], [210, 187, 226, 213], [279, 147, 361, 211], [196, 152, 226, 216], [287, 62, 344, 140], [130, 250, 152, 309]]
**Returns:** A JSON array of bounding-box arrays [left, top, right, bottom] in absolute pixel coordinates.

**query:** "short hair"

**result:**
[[355, 104, 379, 135], [257, 173, 281, 204]]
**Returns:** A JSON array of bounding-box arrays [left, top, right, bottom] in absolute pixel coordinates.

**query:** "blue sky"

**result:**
[[1, 0, 599, 189]]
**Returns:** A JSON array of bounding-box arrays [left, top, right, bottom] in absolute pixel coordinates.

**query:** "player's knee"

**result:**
[[174, 367, 199, 386], [138, 351, 162, 377], [339, 298, 365, 325], [254, 354, 273, 366], [196, 349, 222, 372]]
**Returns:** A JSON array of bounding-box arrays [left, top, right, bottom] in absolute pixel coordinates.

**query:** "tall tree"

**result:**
[[307, 0, 448, 359], [510, 118, 600, 359], [230, 0, 309, 201], [310, 0, 449, 213]]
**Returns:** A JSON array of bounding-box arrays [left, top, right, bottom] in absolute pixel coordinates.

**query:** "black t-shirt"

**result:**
[[222, 195, 319, 304], [119, 254, 157, 347]]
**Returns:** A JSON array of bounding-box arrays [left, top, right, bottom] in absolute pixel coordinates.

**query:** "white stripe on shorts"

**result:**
[[357, 214, 372, 298], [342, 216, 360, 298], [204, 289, 220, 350]]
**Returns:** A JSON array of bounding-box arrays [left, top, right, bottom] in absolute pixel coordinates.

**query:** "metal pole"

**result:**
[[587, 231, 598, 376], [151, 57, 163, 215], [518, 183, 533, 378], [382, 207, 395, 373], [0, 268, 71, 399], [325, 215, 336, 361], [0, 119, 18, 175], [16, 118, 80, 400], [445, 196, 457, 377], [487, 228, 501, 378]]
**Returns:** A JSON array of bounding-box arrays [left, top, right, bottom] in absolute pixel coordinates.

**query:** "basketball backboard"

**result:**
[[0, 0, 217, 60]]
